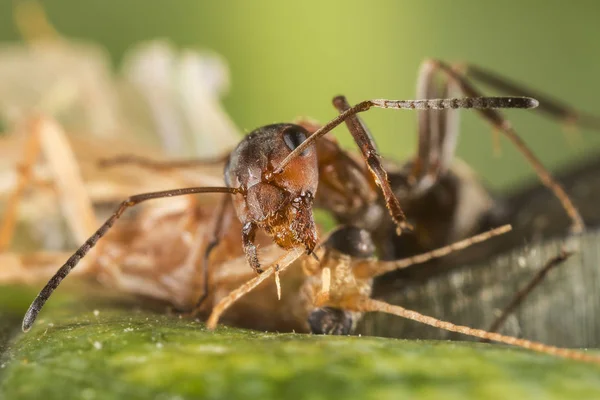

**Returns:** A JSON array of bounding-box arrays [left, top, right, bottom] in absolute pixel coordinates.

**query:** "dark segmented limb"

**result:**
[[22, 186, 241, 332], [427, 59, 584, 233], [332, 96, 410, 233], [485, 250, 573, 336], [193, 195, 234, 313]]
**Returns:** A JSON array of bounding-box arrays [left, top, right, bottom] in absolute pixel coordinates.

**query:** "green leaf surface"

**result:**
[[0, 285, 599, 400]]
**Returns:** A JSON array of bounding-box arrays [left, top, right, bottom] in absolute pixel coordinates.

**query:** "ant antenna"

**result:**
[[274, 96, 537, 174], [22, 186, 241, 332]]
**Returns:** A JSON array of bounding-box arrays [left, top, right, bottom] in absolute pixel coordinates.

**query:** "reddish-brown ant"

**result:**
[[21, 93, 537, 332], [6, 111, 600, 363]]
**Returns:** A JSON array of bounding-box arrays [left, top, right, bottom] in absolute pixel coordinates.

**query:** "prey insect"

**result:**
[[204, 224, 600, 364], [21, 93, 537, 331]]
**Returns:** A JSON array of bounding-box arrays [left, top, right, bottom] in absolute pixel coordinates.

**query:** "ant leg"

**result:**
[[342, 296, 600, 364], [192, 195, 233, 314], [242, 221, 262, 274], [486, 250, 573, 335], [332, 96, 411, 234], [98, 154, 229, 171], [22, 185, 241, 332], [354, 224, 512, 279], [463, 64, 600, 130], [206, 246, 304, 330], [426, 59, 584, 233]]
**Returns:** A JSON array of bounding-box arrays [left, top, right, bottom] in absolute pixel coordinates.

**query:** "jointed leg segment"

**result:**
[[333, 96, 410, 233], [425, 59, 586, 233], [193, 195, 233, 313]]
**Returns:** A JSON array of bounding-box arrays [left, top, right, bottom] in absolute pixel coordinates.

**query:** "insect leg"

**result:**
[[332, 96, 411, 234], [192, 195, 233, 314], [426, 59, 584, 233], [22, 185, 241, 332], [485, 250, 573, 335]]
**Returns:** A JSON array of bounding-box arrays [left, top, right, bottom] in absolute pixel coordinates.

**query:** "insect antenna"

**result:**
[[430, 60, 585, 233], [344, 297, 600, 364], [273, 96, 537, 174], [353, 224, 512, 279], [22, 186, 241, 332]]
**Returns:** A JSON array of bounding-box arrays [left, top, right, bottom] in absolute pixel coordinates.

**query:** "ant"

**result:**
[[8, 101, 599, 363], [21, 92, 537, 332]]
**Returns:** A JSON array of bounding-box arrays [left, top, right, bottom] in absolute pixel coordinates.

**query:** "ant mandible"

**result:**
[[21, 93, 537, 331]]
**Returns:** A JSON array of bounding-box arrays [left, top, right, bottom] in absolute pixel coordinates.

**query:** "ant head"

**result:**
[[226, 123, 319, 251]]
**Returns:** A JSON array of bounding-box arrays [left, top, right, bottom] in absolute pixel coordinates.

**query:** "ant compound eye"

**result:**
[[282, 126, 309, 155]]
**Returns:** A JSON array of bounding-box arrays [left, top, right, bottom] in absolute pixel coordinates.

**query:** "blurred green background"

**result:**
[[1, 0, 599, 190]]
